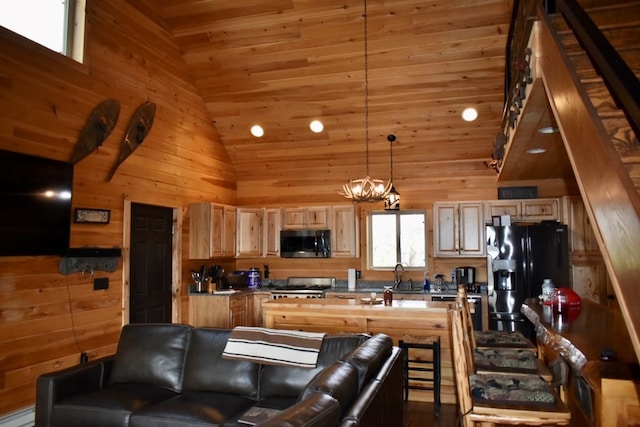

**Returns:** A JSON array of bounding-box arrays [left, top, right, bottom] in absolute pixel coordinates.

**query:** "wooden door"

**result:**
[[130, 203, 173, 323]]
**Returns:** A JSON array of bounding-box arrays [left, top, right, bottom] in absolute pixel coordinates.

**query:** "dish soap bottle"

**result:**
[[423, 271, 430, 292]]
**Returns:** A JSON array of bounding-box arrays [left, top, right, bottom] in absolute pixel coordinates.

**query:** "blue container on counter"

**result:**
[[248, 268, 261, 289]]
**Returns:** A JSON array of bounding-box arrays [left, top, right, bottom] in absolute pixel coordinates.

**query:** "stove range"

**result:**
[[270, 277, 335, 299]]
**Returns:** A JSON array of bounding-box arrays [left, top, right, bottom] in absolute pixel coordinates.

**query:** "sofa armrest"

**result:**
[[35, 356, 113, 427], [258, 393, 341, 427], [375, 347, 403, 427]]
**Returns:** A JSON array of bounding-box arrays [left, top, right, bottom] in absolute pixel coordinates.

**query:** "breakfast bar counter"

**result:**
[[521, 298, 640, 426], [262, 298, 456, 404]]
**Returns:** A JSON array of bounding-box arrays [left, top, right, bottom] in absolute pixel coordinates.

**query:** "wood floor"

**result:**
[[403, 402, 458, 427]]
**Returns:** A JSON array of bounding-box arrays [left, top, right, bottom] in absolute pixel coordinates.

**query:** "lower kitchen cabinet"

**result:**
[[189, 292, 271, 328], [253, 292, 272, 326]]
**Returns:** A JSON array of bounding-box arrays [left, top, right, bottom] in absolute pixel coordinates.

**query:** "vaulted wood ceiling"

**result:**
[[144, 0, 516, 202]]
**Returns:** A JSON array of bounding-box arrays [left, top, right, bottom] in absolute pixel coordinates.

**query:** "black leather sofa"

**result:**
[[35, 324, 402, 427]]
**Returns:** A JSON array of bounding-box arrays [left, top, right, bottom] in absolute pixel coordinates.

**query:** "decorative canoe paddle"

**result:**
[[106, 101, 156, 182], [70, 99, 120, 164]]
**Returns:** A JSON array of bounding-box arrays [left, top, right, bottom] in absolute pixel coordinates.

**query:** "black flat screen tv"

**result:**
[[0, 149, 73, 256]]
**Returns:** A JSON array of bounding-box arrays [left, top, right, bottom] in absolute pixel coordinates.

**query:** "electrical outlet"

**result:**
[[94, 277, 109, 290]]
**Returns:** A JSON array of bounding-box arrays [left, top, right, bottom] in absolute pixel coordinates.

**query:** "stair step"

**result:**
[[623, 163, 640, 193], [602, 117, 639, 155]]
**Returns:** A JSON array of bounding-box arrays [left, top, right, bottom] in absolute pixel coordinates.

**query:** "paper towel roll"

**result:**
[[348, 268, 356, 290]]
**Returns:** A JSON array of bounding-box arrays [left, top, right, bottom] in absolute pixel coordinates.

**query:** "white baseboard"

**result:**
[[0, 406, 34, 427]]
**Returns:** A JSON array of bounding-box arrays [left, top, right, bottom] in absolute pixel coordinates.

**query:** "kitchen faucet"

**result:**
[[393, 263, 405, 289]]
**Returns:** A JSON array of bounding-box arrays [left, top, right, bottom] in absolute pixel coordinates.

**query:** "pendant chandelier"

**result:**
[[384, 134, 400, 210], [340, 0, 391, 202]]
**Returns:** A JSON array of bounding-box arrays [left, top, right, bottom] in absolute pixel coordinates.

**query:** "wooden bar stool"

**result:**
[[399, 334, 441, 417]]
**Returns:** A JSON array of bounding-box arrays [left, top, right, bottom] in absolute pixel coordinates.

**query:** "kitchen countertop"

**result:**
[[188, 284, 485, 297]]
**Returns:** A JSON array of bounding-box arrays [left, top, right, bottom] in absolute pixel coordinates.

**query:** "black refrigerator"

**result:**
[[486, 222, 570, 338]]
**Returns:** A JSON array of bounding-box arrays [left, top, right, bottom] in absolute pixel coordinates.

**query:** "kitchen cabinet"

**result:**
[[331, 205, 359, 257], [281, 206, 330, 229], [433, 202, 485, 257], [189, 203, 236, 259], [264, 208, 281, 257], [189, 292, 271, 328], [230, 294, 250, 327], [252, 292, 272, 326], [563, 196, 615, 310], [189, 293, 250, 327], [236, 208, 263, 258], [485, 198, 561, 222]]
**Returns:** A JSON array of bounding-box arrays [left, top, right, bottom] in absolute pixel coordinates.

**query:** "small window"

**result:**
[[0, 0, 86, 62], [369, 211, 426, 269]]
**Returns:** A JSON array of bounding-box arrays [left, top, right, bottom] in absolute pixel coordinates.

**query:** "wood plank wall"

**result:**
[[0, 0, 577, 417], [0, 0, 236, 415]]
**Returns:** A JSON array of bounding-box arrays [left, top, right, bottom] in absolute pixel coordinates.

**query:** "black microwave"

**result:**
[[280, 229, 331, 258]]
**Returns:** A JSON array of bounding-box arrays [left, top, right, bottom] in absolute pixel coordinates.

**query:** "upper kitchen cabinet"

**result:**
[[485, 198, 561, 223], [189, 203, 236, 259], [236, 208, 264, 258], [434, 202, 485, 257], [331, 205, 359, 258], [264, 208, 281, 257], [281, 206, 330, 230]]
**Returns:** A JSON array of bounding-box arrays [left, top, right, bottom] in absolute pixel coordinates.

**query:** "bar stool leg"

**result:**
[[400, 340, 409, 401], [434, 339, 441, 417]]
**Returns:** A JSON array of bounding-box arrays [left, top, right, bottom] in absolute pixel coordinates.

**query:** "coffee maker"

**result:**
[[454, 266, 476, 286]]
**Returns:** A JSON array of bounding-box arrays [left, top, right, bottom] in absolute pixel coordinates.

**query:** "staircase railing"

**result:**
[[498, 0, 640, 161], [554, 0, 640, 140]]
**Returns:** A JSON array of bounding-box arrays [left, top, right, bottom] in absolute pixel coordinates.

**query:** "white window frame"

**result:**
[[367, 210, 427, 270], [0, 0, 86, 63]]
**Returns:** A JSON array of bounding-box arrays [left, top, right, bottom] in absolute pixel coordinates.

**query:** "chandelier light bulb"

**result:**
[[250, 125, 264, 137]]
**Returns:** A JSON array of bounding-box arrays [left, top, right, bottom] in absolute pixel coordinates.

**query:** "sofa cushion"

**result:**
[[51, 383, 178, 427], [341, 334, 392, 390], [257, 393, 342, 427], [182, 328, 259, 397], [300, 361, 360, 415], [109, 323, 192, 392], [129, 391, 256, 427], [260, 334, 368, 398]]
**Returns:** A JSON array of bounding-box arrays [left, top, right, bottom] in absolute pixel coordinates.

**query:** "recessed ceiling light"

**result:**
[[538, 126, 559, 134], [527, 147, 547, 154], [461, 107, 478, 122], [250, 125, 264, 137], [310, 120, 324, 133]]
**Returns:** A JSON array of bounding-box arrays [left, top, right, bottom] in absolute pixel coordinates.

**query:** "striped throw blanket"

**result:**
[[222, 327, 326, 368]]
